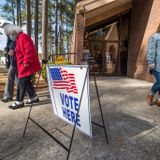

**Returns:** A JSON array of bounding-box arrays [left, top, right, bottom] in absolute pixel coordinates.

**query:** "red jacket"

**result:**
[[16, 32, 41, 78]]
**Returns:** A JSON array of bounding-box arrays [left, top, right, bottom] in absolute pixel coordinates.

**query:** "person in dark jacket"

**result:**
[[96, 51, 103, 73], [1, 25, 17, 102]]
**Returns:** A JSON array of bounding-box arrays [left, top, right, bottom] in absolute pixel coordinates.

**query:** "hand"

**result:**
[[8, 50, 14, 56], [24, 64, 29, 67], [148, 64, 155, 69]]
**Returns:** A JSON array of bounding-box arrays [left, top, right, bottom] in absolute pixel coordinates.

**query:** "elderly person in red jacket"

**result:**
[[7, 25, 41, 109]]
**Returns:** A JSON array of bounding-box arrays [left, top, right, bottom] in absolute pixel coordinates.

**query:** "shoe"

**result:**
[[9, 102, 24, 110], [1, 98, 12, 103], [155, 99, 160, 107], [26, 97, 39, 105], [146, 94, 154, 106]]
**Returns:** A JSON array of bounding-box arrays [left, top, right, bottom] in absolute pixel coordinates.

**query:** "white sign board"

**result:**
[[47, 65, 92, 137]]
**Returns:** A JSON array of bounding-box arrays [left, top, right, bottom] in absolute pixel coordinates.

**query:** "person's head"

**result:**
[[4, 25, 22, 41], [157, 24, 160, 33], [3, 24, 13, 36]]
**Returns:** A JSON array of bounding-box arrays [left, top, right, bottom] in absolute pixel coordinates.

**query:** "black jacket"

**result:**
[[5, 37, 16, 67]]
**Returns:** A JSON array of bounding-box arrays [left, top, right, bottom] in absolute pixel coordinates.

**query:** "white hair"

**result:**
[[4, 25, 23, 35], [3, 24, 13, 35]]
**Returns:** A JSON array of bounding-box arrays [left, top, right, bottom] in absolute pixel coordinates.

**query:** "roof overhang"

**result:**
[[77, 0, 132, 27]]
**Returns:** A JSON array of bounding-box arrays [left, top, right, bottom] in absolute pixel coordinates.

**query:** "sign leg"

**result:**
[[23, 104, 33, 138], [91, 64, 109, 144], [67, 125, 76, 160]]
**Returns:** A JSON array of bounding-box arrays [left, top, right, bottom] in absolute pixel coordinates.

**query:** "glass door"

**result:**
[[89, 40, 105, 75]]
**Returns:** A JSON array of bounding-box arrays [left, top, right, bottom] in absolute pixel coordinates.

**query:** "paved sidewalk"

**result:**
[[0, 77, 160, 160]]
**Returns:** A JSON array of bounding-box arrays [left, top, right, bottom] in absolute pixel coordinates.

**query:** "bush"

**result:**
[[42, 56, 72, 82]]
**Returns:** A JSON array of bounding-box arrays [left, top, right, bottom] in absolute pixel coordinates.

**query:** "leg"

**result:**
[[156, 91, 160, 107], [26, 77, 39, 104], [15, 67, 18, 85], [147, 70, 160, 105], [26, 76, 37, 99], [16, 77, 29, 102], [151, 71, 160, 107], [8, 77, 27, 109], [2, 65, 16, 101], [150, 70, 160, 94]]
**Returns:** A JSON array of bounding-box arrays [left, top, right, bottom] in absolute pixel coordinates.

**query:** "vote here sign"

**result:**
[[47, 65, 92, 137]]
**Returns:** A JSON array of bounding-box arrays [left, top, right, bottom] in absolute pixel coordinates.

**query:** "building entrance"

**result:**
[[89, 40, 119, 75], [85, 12, 130, 76]]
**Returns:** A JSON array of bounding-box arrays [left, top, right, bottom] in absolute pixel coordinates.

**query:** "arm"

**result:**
[[4, 37, 12, 54], [19, 34, 34, 66], [8, 40, 16, 56], [147, 35, 156, 69]]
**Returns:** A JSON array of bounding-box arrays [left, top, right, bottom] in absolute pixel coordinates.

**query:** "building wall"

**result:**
[[128, 0, 160, 81]]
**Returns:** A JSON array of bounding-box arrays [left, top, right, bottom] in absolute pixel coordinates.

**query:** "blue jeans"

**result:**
[[150, 70, 160, 94]]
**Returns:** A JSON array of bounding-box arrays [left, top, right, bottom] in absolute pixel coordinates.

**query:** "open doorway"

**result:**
[[85, 12, 130, 76]]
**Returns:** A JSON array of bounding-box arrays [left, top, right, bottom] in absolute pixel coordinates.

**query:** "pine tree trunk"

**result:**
[[11, 1, 15, 25], [16, 0, 22, 26], [42, 0, 48, 60], [59, 0, 63, 54], [16, 0, 19, 25], [26, 0, 31, 36], [19, 1, 22, 27], [49, 14, 52, 57], [55, 0, 58, 55], [35, 0, 39, 52]]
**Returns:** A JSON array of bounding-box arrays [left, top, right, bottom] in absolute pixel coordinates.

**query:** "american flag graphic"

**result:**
[[49, 68, 78, 94]]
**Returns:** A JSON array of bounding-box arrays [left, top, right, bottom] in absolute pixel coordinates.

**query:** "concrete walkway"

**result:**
[[0, 77, 160, 160]]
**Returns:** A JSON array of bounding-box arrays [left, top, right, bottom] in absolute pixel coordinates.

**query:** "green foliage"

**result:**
[[0, 50, 6, 57], [42, 60, 72, 82], [0, 0, 77, 55], [0, 0, 16, 23]]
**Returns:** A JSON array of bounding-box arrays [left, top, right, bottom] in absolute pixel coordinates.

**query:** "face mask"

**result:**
[[9, 35, 16, 41]]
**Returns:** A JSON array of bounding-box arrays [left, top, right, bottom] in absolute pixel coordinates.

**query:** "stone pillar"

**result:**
[[127, 0, 160, 81], [71, 13, 85, 64], [76, 14, 85, 64]]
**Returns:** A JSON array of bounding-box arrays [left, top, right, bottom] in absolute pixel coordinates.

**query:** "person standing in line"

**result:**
[[1, 25, 17, 102], [6, 25, 41, 109], [147, 24, 160, 107], [96, 51, 103, 73]]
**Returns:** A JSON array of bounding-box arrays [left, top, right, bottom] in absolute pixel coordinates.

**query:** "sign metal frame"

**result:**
[[23, 63, 109, 160]]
